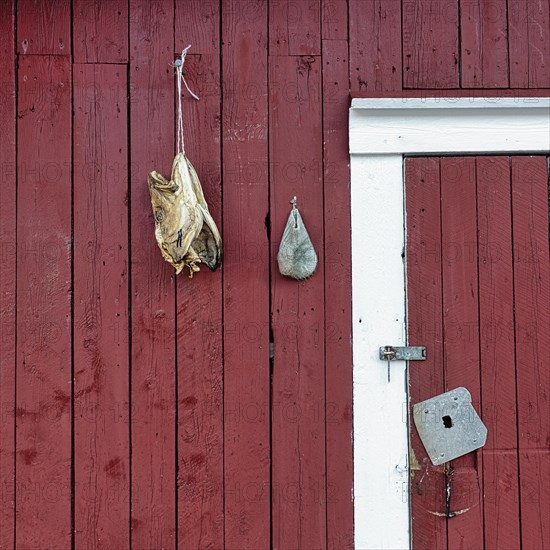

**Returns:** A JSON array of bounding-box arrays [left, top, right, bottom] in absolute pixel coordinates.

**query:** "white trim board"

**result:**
[[350, 97, 550, 155], [350, 97, 550, 550]]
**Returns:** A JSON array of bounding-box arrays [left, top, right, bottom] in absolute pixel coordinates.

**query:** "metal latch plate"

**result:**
[[379, 346, 426, 361], [413, 387, 488, 466]]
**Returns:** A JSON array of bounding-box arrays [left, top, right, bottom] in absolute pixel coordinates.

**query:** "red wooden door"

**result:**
[[406, 156, 550, 550]]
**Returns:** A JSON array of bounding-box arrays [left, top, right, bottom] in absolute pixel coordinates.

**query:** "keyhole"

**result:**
[[442, 415, 453, 429]]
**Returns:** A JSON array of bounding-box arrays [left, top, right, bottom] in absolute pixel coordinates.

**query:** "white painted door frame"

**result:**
[[349, 97, 550, 550]]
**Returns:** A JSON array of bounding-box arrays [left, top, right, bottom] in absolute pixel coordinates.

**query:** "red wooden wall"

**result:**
[[0, 1, 548, 549], [407, 156, 550, 550]]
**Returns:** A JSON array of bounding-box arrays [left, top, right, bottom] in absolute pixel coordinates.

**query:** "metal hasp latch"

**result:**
[[413, 387, 488, 466], [379, 345, 426, 382]]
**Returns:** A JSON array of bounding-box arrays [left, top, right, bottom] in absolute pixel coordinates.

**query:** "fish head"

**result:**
[[147, 171, 180, 226]]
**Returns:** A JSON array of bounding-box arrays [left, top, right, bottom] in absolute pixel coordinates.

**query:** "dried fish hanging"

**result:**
[[277, 197, 318, 280], [147, 45, 222, 278]]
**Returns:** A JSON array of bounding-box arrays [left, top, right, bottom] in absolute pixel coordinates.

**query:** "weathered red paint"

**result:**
[[349, 0, 402, 92], [460, 0, 509, 88], [512, 156, 550, 550], [403, 0, 460, 88], [73, 63, 129, 549], [222, 1, 271, 548], [477, 157, 520, 550], [509, 0, 550, 88], [16, 54, 72, 549], [17, 0, 70, 55], [322, 0, 347, 41], [440, 157, 485, 548], [270, 53, 326, 550], [406, 157, 447, 550], [270, 0, 321, 55], [0, 3, 16, 548], [407, 156, 550, 549], [322, 33, 354, 550], [129, 1, 176, 547], [175, 0, 218, 54], [176, 3, 224, 548], [3, 1, 550, 548], [73, 0, 128, 63]]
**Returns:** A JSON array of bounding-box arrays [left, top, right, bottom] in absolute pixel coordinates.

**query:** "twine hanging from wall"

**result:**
[[174, 44, 199, 155]]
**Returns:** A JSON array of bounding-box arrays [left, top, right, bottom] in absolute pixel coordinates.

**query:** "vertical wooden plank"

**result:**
[[440, 157, 484, 548], [73, 0, 128, 63], [17, 0, 70, 55], [476, 157, 520, 549], [16, 55, 72, 550], [482, 454, 521, 545], [175, 0, 218, 54], [322, 38, 353, 550], [349, 0, 402, 92], [512, 156, 550, 550], [402, 0, 459, 88], [270, 55, 325, 550], [269, 0, 321, 55], [73, 64, 129, 550], [527, 0, 549, 87], [508, 0, 530, 88], [222, 1, 270, 547], [509, 0, 550, 88], [175, 3, 224, 548], [460, 0, 509, 87], [322, 0, 347, 40], [518, 453, 550, 548], [406, 157, 447, 550], [0, 3, 16, 548], [129, 1, 176, 548]]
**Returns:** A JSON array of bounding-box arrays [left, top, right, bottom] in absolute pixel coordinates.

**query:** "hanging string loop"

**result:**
[[174, 44, 200, 154]]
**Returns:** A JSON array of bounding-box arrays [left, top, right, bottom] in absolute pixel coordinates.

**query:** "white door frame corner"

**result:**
[[350, 96, 550, 550]]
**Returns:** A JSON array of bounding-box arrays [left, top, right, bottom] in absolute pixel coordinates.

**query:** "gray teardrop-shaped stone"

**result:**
[[277, 208, 318, 280]]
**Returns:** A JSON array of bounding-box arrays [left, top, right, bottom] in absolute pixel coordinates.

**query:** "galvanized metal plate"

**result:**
[[413, 387, 487, 466]]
